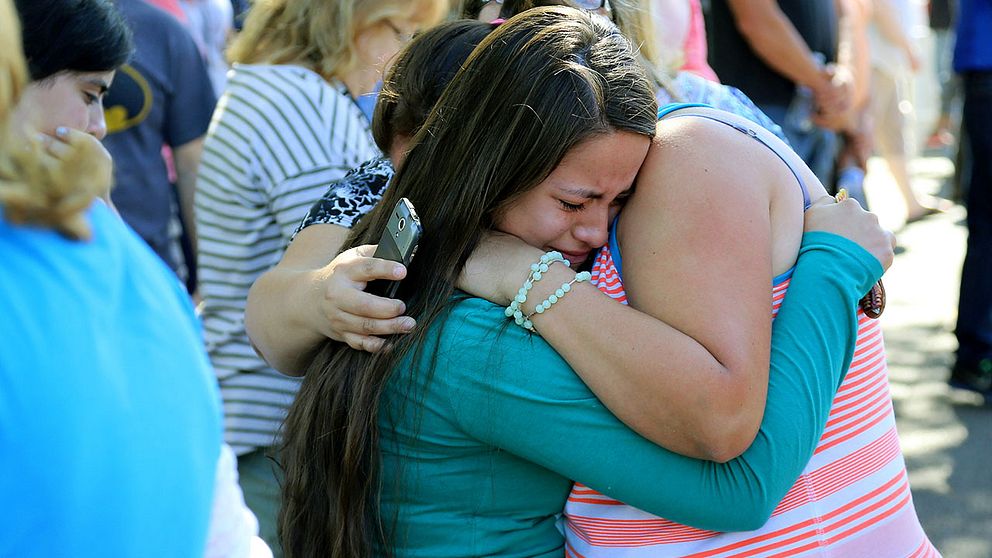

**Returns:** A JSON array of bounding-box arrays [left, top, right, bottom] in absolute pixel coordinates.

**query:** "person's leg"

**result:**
[[954, 70, 992, 396], [929, 28, 960, 146], [237, 448, 284, 557], [871, 68, 932, 220]]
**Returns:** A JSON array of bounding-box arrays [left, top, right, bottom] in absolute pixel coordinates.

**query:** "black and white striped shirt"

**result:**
[[195, 63, 378, 455]]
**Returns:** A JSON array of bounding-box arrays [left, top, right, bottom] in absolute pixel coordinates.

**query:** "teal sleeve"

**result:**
[[439, 231, 883, 531]]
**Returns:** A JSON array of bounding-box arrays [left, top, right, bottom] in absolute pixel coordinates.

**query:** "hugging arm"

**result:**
[[460, 111, 891, 461], [245, 224, 412, 375], [444, 231, 882, 530]]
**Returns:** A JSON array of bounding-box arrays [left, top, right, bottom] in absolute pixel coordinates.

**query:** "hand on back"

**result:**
[[804, 196, 896, 270]]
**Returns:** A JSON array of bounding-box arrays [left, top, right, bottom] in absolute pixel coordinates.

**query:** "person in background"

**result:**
[[180, 0, 234, 95], [927, 0, 960, 149], [470, 0, 789, 141], [246, 20, 495, 365], [950, 0, 992, 402], [230, 0, 249, 29], [610, 0, 787, 142], [0, 0, 224, 555], [244, 0, 790, 374], [102, 0, 216, 291], [194, 0, 446, 553], [830, 0, 873, 206], [147, 0, 188, 21], [708, 0, 853, 186], [652, 0, 719, 81], [867, 0, 948, 223], [11, 0, 122, 155]]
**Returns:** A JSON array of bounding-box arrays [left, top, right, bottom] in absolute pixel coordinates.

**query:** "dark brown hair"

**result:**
[[0, 0, 110, 240], [279, 7, 657, 557], [371, 19, 494, 155]]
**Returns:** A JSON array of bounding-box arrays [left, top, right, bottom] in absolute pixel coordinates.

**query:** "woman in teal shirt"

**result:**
[[280, 8, 891, 558]]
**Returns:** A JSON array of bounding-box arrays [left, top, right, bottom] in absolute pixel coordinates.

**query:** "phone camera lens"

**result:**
[[397, 218, 406, 232]]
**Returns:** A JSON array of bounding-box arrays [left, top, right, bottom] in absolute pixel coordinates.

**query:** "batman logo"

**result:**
[[103, 63, 153, 134]]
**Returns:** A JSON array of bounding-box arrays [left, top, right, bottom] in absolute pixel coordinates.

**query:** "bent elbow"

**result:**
[[698, 434, 751, 464], [707, 494, 777, 532], [696, 413, 762, 464]]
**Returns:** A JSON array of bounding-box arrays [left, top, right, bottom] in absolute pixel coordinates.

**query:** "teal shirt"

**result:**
[[379, 232, 883, 557]]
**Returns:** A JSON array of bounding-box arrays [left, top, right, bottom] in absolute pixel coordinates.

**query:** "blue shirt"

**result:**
[[0, 202, 222, 557], [954, 0, 992, 72]]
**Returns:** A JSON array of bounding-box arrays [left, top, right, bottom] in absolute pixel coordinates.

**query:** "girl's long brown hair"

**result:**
[[279, 8, 658, 557]]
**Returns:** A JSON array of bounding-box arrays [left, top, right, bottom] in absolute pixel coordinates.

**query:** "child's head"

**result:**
[[13, 0, 132, 139], [1, 0, 116, 238]]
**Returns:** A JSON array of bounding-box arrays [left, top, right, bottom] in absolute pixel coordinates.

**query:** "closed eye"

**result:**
[[558, 199, 585, 212]]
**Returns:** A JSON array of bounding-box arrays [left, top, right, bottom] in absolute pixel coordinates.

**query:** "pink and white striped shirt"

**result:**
[[565, 246, 938, 558]]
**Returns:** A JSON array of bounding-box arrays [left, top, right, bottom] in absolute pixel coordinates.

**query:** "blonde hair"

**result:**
[[228, 0, 449, 81], [0, 0, 105, 240], [609, 0, 683, 101]]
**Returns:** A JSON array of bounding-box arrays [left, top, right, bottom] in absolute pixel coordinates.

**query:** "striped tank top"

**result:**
[[564, 106, 938, 558]]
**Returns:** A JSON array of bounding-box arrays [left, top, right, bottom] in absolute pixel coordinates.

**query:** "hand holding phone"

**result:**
[[367, 198, 422, 298]]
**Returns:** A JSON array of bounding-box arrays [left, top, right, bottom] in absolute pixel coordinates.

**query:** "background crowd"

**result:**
[[1, 0, 989, 557]]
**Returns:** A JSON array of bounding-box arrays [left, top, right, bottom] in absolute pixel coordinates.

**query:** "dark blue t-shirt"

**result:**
[[104, 0, 216, 272]]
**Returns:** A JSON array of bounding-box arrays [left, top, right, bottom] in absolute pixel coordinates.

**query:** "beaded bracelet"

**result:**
[[520, 271, 592, 331], [504, 251, 569, 330]]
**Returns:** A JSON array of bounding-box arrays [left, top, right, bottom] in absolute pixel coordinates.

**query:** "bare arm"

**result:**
[[174, 137, 205, 255], [244, 224, 413, 375], [540, 117, 807, 461], [727, 0, 833, 93], [463, 114, 807, 461], [460, 109, 893, 462]]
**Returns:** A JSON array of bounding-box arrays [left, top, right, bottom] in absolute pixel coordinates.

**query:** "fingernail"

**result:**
[[394, 265, 405, 279], [55, 127, 69, 138], [400, 317, 416, 331]]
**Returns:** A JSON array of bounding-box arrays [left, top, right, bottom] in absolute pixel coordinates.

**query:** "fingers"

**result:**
[[336, 289, 409, 321], [809, 194, 836, 209], [353, 244, 378, 258], [339, 245, 407, 283], [338, 314, 417, 354], [342, 333, 386, 353]]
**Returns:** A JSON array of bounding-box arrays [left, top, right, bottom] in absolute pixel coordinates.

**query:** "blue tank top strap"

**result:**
[[657, 102, 711, 119], [657, 104, 812, 210], [608, 214, 623, 277]]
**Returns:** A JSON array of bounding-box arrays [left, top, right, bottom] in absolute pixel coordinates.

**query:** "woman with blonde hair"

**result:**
[[194, 0, 446, 552]]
